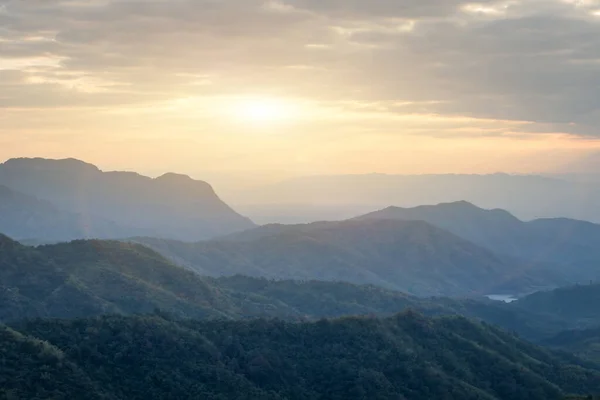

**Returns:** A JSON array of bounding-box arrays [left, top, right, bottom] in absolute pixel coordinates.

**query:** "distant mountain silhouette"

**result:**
[[0, 158, 255, 241], [357, 201, 600, 283], [133, 219, 566, 297], [236, 173, 600, 223]]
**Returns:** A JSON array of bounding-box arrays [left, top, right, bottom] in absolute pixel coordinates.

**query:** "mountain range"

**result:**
[[3, 158, 600, 293], [0, 158, 255, 241], [0, 232, 585, 340], [5, 158, 600, 394], [121, 201, 600, 297], [2, 233, 474, 322], [0, 233, 539, 328], [232, 173, 600, 224], [6, 179, 592, 299], [133, 218, 569, 297], [357, 201, 600, 283]]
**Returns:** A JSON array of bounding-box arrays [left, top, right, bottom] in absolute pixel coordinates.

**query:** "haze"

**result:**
[[3, 0, 600, 184]]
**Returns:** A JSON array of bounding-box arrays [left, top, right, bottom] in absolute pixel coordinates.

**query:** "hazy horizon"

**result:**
[[2, 155, 600, 195]]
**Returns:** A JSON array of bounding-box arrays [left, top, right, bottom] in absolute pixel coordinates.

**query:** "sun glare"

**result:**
[[234, 97, 294, 123]]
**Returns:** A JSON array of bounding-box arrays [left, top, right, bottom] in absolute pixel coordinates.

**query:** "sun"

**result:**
[[234, 97, 294, 123]]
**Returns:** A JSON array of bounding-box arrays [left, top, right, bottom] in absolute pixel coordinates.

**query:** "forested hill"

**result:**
[[5, 313, 600, 400], [514, 284, 600, 324], [0, 234, 470, 322], [0, 235, 453, 322], [0, 236, 239, 321], [132, 218, 565, 297]]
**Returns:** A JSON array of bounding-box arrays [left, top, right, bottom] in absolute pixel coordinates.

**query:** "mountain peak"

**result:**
[[2, 157, 101, 174], [445, 200, 478, 208], [154, 172, 215, 194], [379, 201, 483, 215], [422, 201, 483, 212], [155, 172, 196, 183]]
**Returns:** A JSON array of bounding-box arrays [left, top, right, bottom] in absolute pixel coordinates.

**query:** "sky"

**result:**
[[2, 0, 600, 182]]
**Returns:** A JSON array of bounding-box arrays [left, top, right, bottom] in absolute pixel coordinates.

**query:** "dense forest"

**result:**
[[5, 312, 600, 400]]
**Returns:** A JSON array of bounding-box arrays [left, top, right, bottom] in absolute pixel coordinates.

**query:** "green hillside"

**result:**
[[0, 235, 235, 320], [6, 313, 600, 400]]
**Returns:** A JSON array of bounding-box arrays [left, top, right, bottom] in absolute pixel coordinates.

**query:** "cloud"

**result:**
[[287, 0, 498, 18], [2, 0, 600, 139]]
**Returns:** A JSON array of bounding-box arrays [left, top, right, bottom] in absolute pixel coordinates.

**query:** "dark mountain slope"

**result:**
[[357, 201, 600, 282], [0, 158, 255, 240], [9, 313, 600, 400], [133, 219, 565, 297]]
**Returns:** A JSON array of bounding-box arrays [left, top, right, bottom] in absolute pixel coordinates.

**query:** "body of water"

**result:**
[[486, 294, 518, 303]]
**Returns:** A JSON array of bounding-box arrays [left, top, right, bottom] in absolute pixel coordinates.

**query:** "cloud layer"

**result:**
[[2, 0, 600, 176]]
